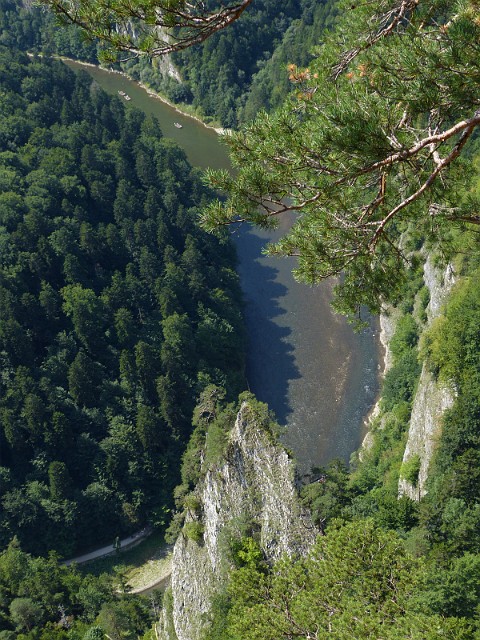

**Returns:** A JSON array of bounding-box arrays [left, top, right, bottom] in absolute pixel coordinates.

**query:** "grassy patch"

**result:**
[[77, 529, 169, 581], [400, 454, 421, 486]]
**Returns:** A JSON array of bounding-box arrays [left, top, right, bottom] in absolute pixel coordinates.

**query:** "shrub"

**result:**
[[204, 421, 227, 468], [390, 315, 419, 360], [382, 351, 421, 411], [400, 454, 421, 486], [183, 521, 204, 543], [183, 493, 202, 513], [165, 511, 185, 544]]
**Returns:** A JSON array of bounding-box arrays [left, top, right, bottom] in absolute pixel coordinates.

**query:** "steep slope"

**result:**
[[398, 257, 457, 499], [0, 48, 245, 557], [158, 398, 317, 640]]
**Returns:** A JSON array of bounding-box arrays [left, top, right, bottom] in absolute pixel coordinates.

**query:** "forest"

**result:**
[[1, 0, 480, 637], [0, 0, 338, 128], [0, 47, 245, 561], [0, 538, 155, 640]]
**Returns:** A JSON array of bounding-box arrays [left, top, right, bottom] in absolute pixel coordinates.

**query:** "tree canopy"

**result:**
[[204, 520, 475, 639], [0, 48, 245, 556], [201, 0, 480, 317], [34, 0, 480, 318]]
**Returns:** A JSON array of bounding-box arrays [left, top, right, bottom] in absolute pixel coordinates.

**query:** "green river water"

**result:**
[[64, 60, 381, 472]]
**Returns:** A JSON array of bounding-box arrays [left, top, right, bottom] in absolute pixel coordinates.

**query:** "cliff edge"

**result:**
[[157, 400, 316, 640], [398, 256, 456, 499]]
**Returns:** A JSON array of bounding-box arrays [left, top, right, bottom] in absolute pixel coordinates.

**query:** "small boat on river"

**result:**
[[124, 95, 131, 101], [174, 122, 183, 129], [118, 90, 126, 96]]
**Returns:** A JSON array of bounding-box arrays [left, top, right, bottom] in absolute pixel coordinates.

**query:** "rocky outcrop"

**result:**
[[398, 363, 455, 499], [379, 306, 399, 374], [360, 306, 398, 458], [398, 258, 456, 500], [157, 401, 316, 640], [423, 255, 456, 321], [155, 54, 181, 83]]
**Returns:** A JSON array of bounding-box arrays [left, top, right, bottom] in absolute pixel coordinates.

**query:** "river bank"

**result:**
[[62, 55, 380, 471], [31, 52, 229, 136]]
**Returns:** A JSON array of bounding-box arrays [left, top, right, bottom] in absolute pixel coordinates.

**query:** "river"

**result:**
[[64, 60, 380, 471]]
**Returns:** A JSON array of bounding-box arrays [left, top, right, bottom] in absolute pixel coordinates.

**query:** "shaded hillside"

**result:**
[[119, 0, 338, 128], [0, 48, 245, 557]]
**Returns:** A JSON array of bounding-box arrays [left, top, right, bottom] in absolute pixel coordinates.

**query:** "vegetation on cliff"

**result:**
[[1, 0, 480, 638]]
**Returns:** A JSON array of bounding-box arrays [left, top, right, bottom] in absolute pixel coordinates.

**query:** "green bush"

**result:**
[[165, 511, 185, 544], [417, 286, 430, 313], [400, 454, 421, 486], [382, 351, 421, 411], [183, 521, 204, 543], [390, 315, 419, 360], [204, 421, 228, 468], [183, 493, 202, 513]]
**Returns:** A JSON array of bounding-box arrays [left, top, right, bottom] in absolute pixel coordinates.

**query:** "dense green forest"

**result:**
[[167, 0, 338, 127], [0, 47, 245, 559], [204, 520, 477, 639], [0, 0, 97, 62], [1, 0, 480, 638], [0, 0, 337, 128], [0, 538, 157, 639]]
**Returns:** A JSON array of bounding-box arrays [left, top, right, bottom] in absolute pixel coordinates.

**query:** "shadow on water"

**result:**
[[234, 221, 380, 472], [235, 229, 301, 425], [64, 59, 381, 472]]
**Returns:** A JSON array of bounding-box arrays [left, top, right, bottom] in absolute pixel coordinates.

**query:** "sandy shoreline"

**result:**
[[360, 308, 396, 452]]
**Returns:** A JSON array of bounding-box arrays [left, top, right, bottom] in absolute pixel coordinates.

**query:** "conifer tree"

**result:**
[[40, 0, 254, 58], [201, 0, 480, 316], [42, 0, 480, 317]]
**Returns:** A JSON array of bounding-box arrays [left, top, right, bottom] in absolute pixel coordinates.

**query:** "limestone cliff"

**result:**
[[398, 363, 455, 499], [157, 400, 316, 640], [155, 53, 182, 83], [398, 257, 456, 500], [423, 255, 456, 321], [360, 306, 398, 457]]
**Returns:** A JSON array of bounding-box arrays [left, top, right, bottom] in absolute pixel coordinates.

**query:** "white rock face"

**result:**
[[398, 363, 455, 499], [360, 306, 398, 459], [158, 401, 316, 640], [379, 307, 399, 374], [424, 255, 456, 321], [156, 54, 182, 82], [398, 259, 456, 500]]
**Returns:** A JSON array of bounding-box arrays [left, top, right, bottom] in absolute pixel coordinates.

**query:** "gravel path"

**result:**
[[63, 528, 152, 566]]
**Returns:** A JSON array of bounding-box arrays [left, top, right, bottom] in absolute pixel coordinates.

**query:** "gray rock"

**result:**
[[158, 401, 316, 640]]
